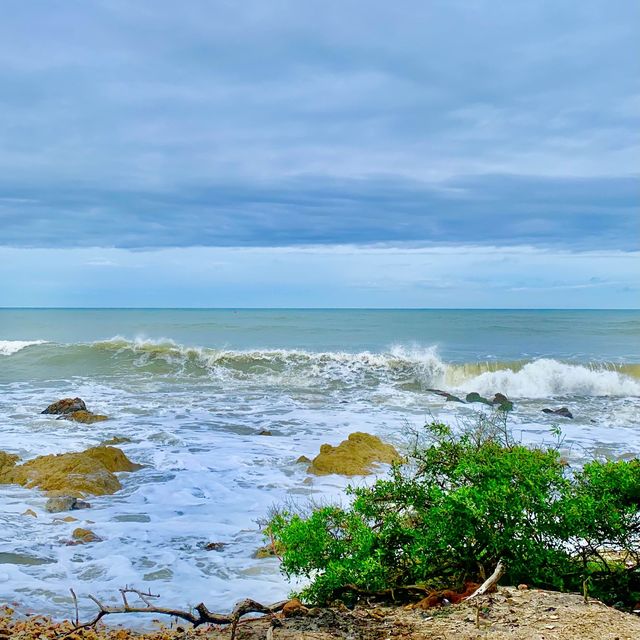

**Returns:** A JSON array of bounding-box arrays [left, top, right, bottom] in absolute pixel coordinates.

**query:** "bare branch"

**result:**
[[63, 589, 289, 640]]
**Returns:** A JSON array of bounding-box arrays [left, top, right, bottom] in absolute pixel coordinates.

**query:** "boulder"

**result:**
[[57, 410, 108, 424], [308, 432, 401, 476], [542, 407, 574, 419], [0, 446, 141, 497], [0, 451, 19, 482], [45, 496, 92, 513], [465, 392, 493, 405], [42, 398, 87, 415], [71, 527, 100, 543], [493, 393, 514, 412]]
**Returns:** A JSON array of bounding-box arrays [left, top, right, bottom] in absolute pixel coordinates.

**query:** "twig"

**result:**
[[69, 588, 78, 627]]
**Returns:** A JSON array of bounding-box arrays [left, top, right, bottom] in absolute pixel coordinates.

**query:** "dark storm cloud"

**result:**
[[0, 0, 638, 249]]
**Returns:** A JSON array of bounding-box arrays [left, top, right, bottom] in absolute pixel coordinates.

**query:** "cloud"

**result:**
[[0, 0, 638, 251]]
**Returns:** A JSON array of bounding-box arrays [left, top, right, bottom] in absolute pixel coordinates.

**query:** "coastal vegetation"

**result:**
[[268, 414, 640, 610]]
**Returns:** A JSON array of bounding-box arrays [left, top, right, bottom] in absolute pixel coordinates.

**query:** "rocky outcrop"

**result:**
[[42, 397, 108, 424], [42, 398, 87, 415], [308, 432, 401, 476], [0, 446, 141, 497], [466, 392, 513, 412], [542, 407, 574, 419], [71, 527, 100, 543]]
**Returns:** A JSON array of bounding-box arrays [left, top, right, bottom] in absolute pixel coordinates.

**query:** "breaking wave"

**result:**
[[1, 337, 639, 397]]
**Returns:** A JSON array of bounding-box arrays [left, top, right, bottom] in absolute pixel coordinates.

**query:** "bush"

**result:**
[[267, 415, 640, 607]]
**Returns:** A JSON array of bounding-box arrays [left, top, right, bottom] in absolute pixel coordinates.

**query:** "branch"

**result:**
[[464, 560, 505, 600], [63, 588, 288, 640]]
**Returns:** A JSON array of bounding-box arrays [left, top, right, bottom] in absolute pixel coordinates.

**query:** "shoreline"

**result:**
[[2, 587, 640, 639]]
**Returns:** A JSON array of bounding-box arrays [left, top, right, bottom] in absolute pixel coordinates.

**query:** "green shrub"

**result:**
[[267, 415, 640, 607]]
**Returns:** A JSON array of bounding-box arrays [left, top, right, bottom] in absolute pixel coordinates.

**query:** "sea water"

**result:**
[[0, 309, 638, 621]]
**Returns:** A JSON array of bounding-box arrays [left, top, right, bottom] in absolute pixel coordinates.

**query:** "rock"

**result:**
[[203, 541, 227, 551], [57, 410, 108, 424], [542, 407, 574, 419], [427, 389, 465, 403], [465, 392, 493, 405], [42, 398, 87, 415], [0, 452, 19, 482], [493, 393, 514, 411], [71, 527, 100, 543], [100, 436, 132, 446], [308, 432, 401, 476], [518, 583, 529, 591], [282, 598, 307, 617], [258, 430, 273, 436], [253, 543, 281, 559], [1, 446, 141, 498], [45, 496, 92, 513], [21, 509, 37, 517], [296, 455, 312, 464]]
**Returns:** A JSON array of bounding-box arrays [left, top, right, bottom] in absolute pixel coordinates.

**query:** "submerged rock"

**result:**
[[42, 398, 87, 415], [57, 410, 108, 424], [0, 446, 141, 497], [308, 432, 401, 476], [45, 496, 92, 513], [542, 407, 574, 419]]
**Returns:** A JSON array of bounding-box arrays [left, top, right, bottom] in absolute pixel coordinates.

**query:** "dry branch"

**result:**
[[63, 587, 288, 640], [464, 559, 505, 600]]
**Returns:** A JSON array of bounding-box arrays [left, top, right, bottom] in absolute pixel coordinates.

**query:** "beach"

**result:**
[[1, 308, 639, 624]]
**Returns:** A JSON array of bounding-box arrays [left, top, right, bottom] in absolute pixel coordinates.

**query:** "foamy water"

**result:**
[[0, 309, 638, 622]]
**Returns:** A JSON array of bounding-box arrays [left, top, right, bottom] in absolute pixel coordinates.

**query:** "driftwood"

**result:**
[[63, 587, 288, 639], [464, 559, 505, 600]]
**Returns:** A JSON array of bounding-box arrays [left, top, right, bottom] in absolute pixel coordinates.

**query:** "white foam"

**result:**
[[0, 340, 47, 355], [458, 358, 640, 398]]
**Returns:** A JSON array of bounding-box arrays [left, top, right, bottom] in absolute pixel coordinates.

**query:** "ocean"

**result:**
[[1, 308, 639, 620]]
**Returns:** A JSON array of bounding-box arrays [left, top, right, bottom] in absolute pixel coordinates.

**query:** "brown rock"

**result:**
[[282, 598, 308, 617], [21, 509, 37, 518], [1, 446, 141, 497], [57, 410, 108, 424], [308, 432, 401, 476], [71, 527, 100, 543], [42, 398, 87, 415]]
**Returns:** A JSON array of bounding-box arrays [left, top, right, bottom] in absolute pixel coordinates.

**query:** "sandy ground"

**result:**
[[2, 587, 640, 639]]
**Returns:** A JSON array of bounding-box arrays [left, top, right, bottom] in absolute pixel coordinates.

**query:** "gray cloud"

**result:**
[[0, 0, 638, 249]]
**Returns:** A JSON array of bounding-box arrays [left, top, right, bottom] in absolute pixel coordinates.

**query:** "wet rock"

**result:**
[[253, 542, 283, 559], [258, 430, 273, 436], [296, 455, 312, 464], [71, 527, 100, 543], [308, 432, 401, 476], [45, 496, 92, 513], [57, 410, 108, 424], [1, 446, 141, 498], [42, 398, 87, 415], [427, 389, 465, 403], [493, 393, 514, 411], [465, 392, 493, 405], [203, 541, 227, 551], [21, 509, 37, 518], [100, 436, 132, 446], [0, 452, 19, 482], [542, 407, 574, 419]]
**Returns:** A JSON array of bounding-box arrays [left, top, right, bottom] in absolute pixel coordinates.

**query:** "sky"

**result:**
[[0, 0, 638, 308]]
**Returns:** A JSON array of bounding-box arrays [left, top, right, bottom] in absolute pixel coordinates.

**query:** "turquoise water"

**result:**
[[0, 308, 639, 620]]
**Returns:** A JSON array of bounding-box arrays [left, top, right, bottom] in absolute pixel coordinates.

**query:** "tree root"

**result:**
[[62, 587, 288, 639]]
